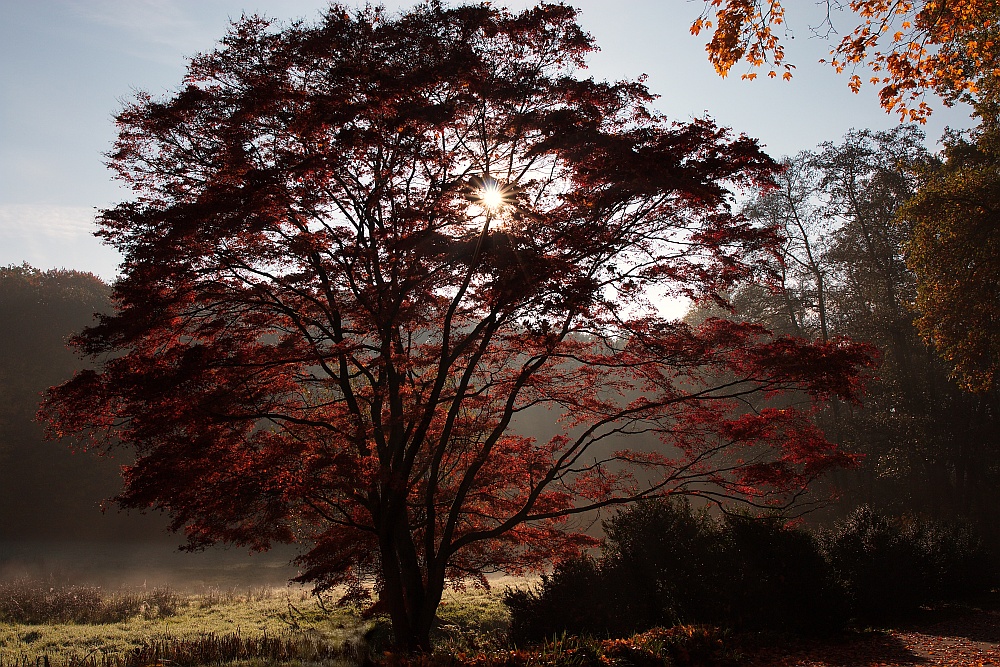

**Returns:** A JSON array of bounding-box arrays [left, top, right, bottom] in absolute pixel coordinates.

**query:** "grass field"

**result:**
[[0, 583, 369, 666], [0, 578, 521, 667], [0, 580, 740, 667]]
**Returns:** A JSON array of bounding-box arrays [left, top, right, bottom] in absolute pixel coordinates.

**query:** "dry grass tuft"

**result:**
[[0, 581, 178, 625]]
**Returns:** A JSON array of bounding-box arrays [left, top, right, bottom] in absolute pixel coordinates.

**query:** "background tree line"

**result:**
[[691, 124, 1000, 533], [0, 264, 168, 543]]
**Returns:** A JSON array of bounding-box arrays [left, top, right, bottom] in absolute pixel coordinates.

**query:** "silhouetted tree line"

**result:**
[[0, 264, 168, 542], [691, 126, 1000, 534]]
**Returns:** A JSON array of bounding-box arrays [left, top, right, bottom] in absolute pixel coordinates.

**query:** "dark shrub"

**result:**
[[917, 519, 995, 601], [505, 501, 998, 643], [503, 500, 736, 643], [602, 498, 729, 628], [504, 498, 847, 642], [720, 512, 847, 633], [818, 506, 923, 621], [503, 556, 617, 644], [603, 499, 846, 633], [819, 505, 996, 622]]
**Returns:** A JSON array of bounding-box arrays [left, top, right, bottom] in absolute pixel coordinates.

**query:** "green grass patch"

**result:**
[[431, 578, 519, 653], [0, 583, 366, 666]]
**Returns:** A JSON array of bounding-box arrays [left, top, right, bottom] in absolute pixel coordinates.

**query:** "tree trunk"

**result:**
[[379, 540, 421, 651], [379, 571, 442, 651], [377, 530, 446, 652]]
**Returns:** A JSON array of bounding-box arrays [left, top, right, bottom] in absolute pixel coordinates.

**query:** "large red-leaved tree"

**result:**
[[41, 2, 874, 651]]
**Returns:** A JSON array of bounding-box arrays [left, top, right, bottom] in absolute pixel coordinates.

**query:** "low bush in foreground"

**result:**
[[0, 626, 737, 667], [377, 627, 735, 667]]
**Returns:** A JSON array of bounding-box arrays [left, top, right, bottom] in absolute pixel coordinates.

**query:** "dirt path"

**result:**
[[743, 608, 1000, 666]]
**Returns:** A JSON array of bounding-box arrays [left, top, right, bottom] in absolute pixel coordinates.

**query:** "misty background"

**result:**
[[0, 266, 301, 589]]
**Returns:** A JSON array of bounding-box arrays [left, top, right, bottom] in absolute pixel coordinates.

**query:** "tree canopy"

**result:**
[[41, 2, 873, 651], [902, 115, 1000, 393], [694, 0, 1000, 121]]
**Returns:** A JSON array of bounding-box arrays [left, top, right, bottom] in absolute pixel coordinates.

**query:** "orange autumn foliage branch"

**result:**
[[696, 0, 1000, 121], [692, 0, 795, 82]]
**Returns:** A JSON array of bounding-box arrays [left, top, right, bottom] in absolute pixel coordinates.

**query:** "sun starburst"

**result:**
[[465, 175, 518, 216], [479, 179, 505, 212]]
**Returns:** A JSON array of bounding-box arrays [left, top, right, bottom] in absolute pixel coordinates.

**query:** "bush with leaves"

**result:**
[[721, 512, 848, 633], [506, 501, 997, 641], [819, 505, 996, 622], [504, 499, 846, 642], [503, 556, 617, 644], [602, 499, 732, 629]]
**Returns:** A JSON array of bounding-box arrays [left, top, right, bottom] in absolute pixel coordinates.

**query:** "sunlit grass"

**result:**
[[432, 576, 529, 652], [0, 578, 532, 666], [0, 585, 363, 665]]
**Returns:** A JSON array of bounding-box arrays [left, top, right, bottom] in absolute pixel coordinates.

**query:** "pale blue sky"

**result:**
[[0, 0, 976, 280]]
